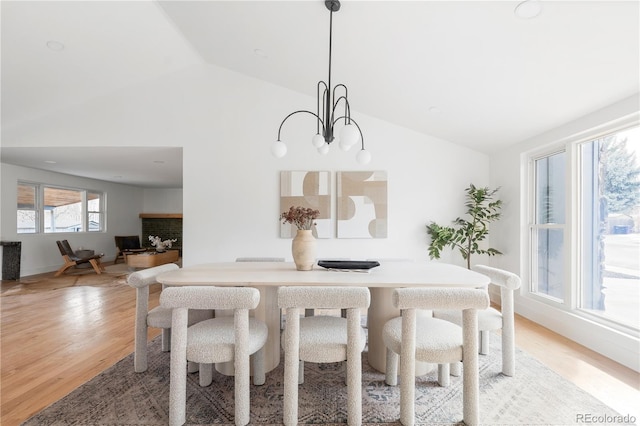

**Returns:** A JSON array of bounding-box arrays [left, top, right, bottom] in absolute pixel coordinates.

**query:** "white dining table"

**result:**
[[157, 261, 490, 374]]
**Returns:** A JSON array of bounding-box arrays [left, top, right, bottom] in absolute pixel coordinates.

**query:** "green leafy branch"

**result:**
[[426, 184, 503, 269]]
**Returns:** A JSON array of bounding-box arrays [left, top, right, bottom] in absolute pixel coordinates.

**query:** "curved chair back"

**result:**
[[161, 286, 261, 310]]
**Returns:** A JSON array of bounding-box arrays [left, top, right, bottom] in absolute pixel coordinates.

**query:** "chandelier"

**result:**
[[271, 0, 371, 164]]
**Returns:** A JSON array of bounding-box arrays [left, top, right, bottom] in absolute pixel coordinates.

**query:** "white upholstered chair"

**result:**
[[126, 264, 211, 373], [383, 287, 489, 426], [433, 265, 521, 376], [161, 286, 268, 426], [278, 286, 370, 426]]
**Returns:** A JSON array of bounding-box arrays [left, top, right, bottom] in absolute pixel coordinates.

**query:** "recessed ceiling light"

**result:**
[[44, 160, 57, 164], [254, 48, 268, 58], [428, 106, 442, 114], [153, 160, 165, 164], [46, 40, 65, 51], [515, 0, 542, 19]]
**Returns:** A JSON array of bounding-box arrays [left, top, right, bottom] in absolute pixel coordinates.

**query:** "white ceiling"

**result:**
[[1, 0, 639, 187]]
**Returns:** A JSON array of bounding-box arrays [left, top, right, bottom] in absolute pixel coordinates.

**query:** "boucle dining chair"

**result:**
[[161, 286, 268, 426], [126, 264, 212, 373], [383, 287, 489, 426], [278, 286, 370, 426], [433, 265, 522, 376]]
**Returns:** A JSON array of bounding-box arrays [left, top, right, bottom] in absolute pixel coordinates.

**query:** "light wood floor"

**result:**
[[1, 266, 639, 426]]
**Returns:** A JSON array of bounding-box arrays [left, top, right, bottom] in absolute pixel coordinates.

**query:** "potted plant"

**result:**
[[280, 206, 320, 271], [426, 184, 502, 269]]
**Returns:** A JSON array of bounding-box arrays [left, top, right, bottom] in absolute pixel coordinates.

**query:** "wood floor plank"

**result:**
[[1, 268, 638, 426]]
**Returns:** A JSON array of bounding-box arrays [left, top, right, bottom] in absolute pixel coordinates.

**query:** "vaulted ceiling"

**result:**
[[2, 1, 638, 187]]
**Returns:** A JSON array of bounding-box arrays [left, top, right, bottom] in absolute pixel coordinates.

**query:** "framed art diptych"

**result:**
[[280, 171, 331, 238], [337, 171, 387, 238]]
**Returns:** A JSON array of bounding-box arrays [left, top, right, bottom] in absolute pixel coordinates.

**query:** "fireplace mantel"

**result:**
[[139, 213, 183, 219]]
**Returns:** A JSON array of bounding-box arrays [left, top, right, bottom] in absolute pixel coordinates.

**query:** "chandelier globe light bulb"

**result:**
[[339, 124, 359, 151], [271, 140, 287, 158], [318, 143, 330, 155], [312, 133, 325, 148], [356, 149, 371, 165]]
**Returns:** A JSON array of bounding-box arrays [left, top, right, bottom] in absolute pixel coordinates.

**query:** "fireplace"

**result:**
[[139, 213, 183, 255]]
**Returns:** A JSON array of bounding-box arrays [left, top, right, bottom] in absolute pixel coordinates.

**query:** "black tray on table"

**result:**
[[317, 260, 380, 270]]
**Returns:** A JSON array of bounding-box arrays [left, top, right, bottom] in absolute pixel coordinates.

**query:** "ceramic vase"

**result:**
[[292, 229, 316, 271]]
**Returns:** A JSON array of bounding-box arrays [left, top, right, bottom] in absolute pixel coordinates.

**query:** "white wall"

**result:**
[[489, 94, 640, 371], [0, 163, 145, 276], [1, 63, 490, 272], [142, 188, 183, 213]]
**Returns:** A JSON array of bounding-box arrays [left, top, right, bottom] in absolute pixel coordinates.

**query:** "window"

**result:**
[[16, 182, 105, 233], [87, 191, 104, 232], [528, 124, 640, 332], [17, 182, 38, 233], [531, 151, 566, 301], [579, 127, 640, 329]]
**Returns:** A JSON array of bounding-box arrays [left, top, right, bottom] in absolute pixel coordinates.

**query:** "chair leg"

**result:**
[[346, 351, 362, 425], [283, 308, 301, 426], [502, 329, 515, 377], [450, 361, 462, 377], [385, 348, 398, 386], [252, 348, 266, 386], [54, 262, 75, 277], [298, 360, 304, 384], [199, 363, 213, 387], [162, 329, 171, 352], [437, 363, 450, 387], [169, 309, 188, 426], [134, 325, 148, 373], [479, 330, 489, 355], [89, 259, 103, 275]]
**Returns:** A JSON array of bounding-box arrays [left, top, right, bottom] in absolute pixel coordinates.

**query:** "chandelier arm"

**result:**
[[317, 81, 329, 134], [333, 115, 365, 150], [332, 94, 351, 125], [277, 110, 325, 141], [332, 84, 349, 124]]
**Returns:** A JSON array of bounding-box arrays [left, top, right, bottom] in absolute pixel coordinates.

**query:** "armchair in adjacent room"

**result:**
[[114, 235, 147, 264]]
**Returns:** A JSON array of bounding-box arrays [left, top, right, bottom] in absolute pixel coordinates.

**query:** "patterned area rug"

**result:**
[[23, 334, 620, 426]]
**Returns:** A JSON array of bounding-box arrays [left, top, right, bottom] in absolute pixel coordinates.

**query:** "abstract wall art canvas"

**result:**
[[337, 171, 388, 238], [280, 171, 331, 238]]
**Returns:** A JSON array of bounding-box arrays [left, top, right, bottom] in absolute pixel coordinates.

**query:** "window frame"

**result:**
[[524, 114, 640, 336], [17, 181, 106, 234], [17, 181, 40, 234]]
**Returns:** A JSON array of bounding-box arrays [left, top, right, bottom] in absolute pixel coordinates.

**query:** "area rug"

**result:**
[[22, 331, 621, 426]]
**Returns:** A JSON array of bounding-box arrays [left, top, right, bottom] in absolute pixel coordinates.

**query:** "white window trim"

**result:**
[[523, 112, 640, 339], [17, 182, 106, 234]]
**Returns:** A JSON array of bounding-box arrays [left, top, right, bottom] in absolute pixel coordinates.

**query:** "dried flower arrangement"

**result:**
[[280, 206, 320, 230], [148, 235, 178, 251]]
